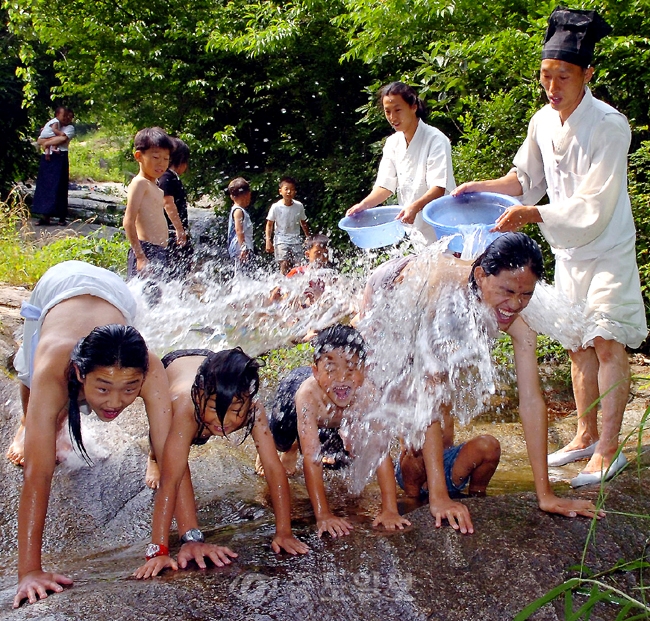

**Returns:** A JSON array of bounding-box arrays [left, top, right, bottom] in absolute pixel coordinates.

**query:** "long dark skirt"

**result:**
[[32, 151, 69, 219]]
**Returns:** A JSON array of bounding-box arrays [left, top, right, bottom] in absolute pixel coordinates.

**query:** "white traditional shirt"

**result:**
[[375, 120, 456, 243], [512, 87, 646, 348], [512, 87, 635, 261]]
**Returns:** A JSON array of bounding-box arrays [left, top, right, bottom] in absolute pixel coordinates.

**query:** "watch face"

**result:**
[[181, 528, 205, 544]]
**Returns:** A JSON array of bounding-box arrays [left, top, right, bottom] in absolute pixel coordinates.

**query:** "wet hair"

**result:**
[[305, 233, 329, 250], [67, 325, 149, 463], [134, 127, 174, 153], [169, 137, 190, 168], [312, 324, 367, 363], [190, 347, 261, 439], [469, 232, 544, 292], [227, 177, 251, 197], [378, 82, 427, 119], [279, 176, 297, 188]]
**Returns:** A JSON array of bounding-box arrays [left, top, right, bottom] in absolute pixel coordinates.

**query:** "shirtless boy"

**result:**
[[265, 324, 411, 537], [124, 127, 175, 279]]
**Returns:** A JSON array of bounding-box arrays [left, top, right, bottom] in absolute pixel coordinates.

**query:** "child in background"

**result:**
[[286, 234, 331, 310], [124, 127, 175, 279], [287, 234, 330, 277], [263, 325, 411, 538], [227, 177, 254, 272], [265, 176, 310, 275], [134, 348, 309, 580], [38, 108, 67, 160], [158, 137, 193, 279]]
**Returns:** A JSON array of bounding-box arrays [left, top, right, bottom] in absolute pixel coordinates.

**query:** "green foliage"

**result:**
[[0, 8, 59, 196], [0, 187, 128, 285], [259, 342, 313, 389], [629, 141, 650, 324], [68, 125, 138, 183]]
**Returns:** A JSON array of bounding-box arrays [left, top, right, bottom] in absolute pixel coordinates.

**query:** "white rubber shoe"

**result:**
[[547, 442, 598, 467]]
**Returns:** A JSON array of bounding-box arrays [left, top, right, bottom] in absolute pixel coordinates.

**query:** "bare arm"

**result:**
[[134, 392, 197, 578], [346, 186, 393, 216], [397, 185, 445, 224], [162, 196, 187, 246], [422, 419, 473, 534], [124, 178, 148, 271], [509, 318, 603, 519], [297, 390, 353, 538], [14, 345, 75, 607], [373, 454, 411, 530], [37, 135, 70, 148], [252, 406, 309, 554], [265, 220, 274, 253], [300, 219, 310, 237], [453, 171, 524, 197]]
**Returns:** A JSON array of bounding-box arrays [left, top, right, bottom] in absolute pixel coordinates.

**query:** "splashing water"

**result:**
[[346, 244, 501, 492], [521, 281, 586, 351], [456, 224, 502, 261], [128, 262, 364, 357]]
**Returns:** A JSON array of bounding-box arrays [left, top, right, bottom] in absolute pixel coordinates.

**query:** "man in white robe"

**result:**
[[453, 7, 647, 487]]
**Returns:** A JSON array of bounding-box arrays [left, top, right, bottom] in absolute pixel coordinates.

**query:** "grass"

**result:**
[[68, 125, 138, 184], [515, 389, 650, 620], [0, 188, 128, 285]]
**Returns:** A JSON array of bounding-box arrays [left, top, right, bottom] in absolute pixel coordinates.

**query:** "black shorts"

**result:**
[[268, 366, 351, 469]]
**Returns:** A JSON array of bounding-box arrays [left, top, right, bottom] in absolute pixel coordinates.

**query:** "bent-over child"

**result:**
[[124, 127, 174, 279], [265, 176, 310, 275], [134, 347, 309, 580], [262, 324, 411, 538]]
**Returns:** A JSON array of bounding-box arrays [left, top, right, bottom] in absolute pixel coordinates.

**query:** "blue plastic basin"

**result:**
[[339, 206, 405, 249], [422, 192, 521, 254]]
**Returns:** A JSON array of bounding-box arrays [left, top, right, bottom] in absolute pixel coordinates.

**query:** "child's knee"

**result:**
[[474, 435, 501, 464]]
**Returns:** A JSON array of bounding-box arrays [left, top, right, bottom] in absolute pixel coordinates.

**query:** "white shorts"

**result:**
[[554, 237, 647, 349], [274, 241, 303, 263], [14, 261, 137, 387]]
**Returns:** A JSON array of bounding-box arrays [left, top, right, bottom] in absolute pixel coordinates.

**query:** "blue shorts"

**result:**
[[395, 444, 469, 499]]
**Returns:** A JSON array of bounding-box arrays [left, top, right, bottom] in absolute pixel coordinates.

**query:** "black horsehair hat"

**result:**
[[542, 6, 612, 68]]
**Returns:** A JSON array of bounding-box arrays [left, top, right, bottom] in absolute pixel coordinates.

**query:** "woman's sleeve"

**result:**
[[425, 133, 454, 191], [374, 140, 398, 194]]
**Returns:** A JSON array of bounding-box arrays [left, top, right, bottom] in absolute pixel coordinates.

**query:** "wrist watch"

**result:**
[[180, 528, 205, 544], [145, 543, 169, 560]]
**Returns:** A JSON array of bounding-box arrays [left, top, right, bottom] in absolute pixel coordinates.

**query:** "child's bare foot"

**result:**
[[255, 454, 265, 477], [146, 455, 160, 489], [6, 424, 25, 466], [279, 447, 299, 476]]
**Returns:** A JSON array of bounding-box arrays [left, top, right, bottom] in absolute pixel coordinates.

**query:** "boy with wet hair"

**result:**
[[265, 324, 411, 538], [124, 127, 175, 279], [265, 176, 310, 275]]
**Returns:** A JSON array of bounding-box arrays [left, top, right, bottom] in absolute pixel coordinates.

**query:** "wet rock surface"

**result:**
[[0, 287, 649, 620]]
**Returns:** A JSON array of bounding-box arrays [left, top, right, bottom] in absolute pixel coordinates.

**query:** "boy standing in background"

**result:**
[[124, 127, 175, 279], [158, 137, 193, 278], [265, 176, 310, 275]]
